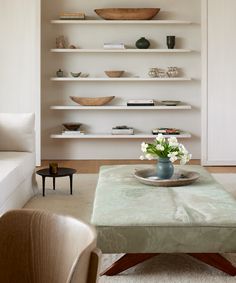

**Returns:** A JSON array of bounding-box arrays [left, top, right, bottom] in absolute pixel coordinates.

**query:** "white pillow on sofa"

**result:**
[[0, 113, 35, 152]]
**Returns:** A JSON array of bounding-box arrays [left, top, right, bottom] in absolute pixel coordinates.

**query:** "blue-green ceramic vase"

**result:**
[[157, 157, 174, 179]]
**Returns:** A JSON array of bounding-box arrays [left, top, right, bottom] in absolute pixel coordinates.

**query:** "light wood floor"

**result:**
[[39, 160, 236, 174]]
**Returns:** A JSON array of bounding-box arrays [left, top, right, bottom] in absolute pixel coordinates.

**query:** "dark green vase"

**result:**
[[136, 37, 150, 49]]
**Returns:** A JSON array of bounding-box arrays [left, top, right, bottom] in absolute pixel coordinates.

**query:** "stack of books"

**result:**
[[103, 43, 126, 49], [60, 12, 85, 20], [127, 99, 155, 106], [112, 126, 134, 135], [152, 128, 180, 135], [62, 130, 85, 135]]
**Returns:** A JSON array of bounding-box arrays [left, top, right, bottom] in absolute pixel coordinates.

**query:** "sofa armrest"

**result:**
[[0, 113, 35, 152]]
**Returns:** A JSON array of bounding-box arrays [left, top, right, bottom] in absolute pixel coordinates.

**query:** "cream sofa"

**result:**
[[0, 113, 37, 215]]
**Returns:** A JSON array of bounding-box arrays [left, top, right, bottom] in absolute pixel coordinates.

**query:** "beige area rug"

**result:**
[[25, 173, 236, 283]]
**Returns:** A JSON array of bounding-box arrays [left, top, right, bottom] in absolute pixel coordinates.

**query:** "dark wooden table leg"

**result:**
[[188, 253, 236, 276], [53, 177, 56, 190], [42, 176, 46, 197], [100, 253, 159, 276], [69, 174, 73, 195]]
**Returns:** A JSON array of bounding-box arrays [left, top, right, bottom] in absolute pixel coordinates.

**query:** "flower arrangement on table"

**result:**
[[140, 134, 192, 179]]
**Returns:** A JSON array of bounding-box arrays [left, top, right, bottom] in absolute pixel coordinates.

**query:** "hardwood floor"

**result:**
[[39, 160, 236, 174]]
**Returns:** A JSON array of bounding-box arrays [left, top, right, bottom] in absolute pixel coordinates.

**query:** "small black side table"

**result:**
[[36, 167, 77, 197]]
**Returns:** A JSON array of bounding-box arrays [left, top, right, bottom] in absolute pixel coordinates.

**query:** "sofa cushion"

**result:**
[[0, 152, 35, 209], [0, 113, 34, 152]]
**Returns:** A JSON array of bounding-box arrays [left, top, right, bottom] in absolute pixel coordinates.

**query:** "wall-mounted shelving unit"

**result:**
[[44, 1, 201, 160], [50, 49, 192, 53], [50, 105, 192, 110], [51, 20, 192, 25], [51, 77, 192, 82], [51, 133, 192, 139]]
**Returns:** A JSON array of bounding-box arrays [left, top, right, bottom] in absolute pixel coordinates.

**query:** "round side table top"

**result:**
[[36, 167, 77, 177]]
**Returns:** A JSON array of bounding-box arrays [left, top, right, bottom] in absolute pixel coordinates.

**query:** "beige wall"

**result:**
[[42, 0, 201, 160], [0, 0, 41, 164]]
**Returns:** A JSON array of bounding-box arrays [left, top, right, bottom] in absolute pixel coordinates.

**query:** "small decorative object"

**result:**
[[70, 96, 115, 106], [70, 72, 81, 78], [167, 67, 179, 78], [63, 123, 81, 131], [56, 69, 64, 77], [161, 100, 181, 106], [127, 99, 155, 106], [49, 162, 58, 174], [136, 37, 150, 49], [140, 134, 192, 179], [167, 35, 176, 49], [148, 68, 158, 78], [105, 70, 124, 78], [80, 73, 89, 78], [94, 8, 160, 20], [56, 36, 66, 49], [69, 45, 76, 49]]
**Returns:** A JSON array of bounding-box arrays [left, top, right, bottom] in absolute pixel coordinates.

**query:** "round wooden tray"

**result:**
[[134, 168, 200, 187]]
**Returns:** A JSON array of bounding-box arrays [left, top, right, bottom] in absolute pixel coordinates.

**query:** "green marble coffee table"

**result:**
[[91, 165, 236, 276]]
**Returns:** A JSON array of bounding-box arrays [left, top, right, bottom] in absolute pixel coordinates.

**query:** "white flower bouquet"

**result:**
[[140, 134, 192, 165]]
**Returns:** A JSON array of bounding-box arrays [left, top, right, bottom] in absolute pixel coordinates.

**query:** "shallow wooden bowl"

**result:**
[[94, 8, 160, 20], [105, 70, 124, 78], [70, 96, 115, 106]]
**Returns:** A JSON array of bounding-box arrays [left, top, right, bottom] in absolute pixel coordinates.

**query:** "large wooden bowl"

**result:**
[[70, 96, 115, 106], [94, 8, 160, 20]]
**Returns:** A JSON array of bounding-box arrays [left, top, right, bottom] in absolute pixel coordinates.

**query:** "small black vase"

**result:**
[[167, 36, 176, 49], [136, 37, 150, 49]]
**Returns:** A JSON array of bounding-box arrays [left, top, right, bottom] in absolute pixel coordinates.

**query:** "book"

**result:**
[[112, 126, 134, 135], [127, 99, 155, 106], [152, 128, 180, 135], [62, 130, 85, 135], [103, 43, 125, 49], [60, 12, 85, 20]]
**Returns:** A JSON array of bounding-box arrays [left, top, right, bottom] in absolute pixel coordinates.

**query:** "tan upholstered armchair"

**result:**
[[0, 210, 101, 283]]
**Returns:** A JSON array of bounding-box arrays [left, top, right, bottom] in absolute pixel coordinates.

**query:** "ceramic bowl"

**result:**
[[70, 72, 81, 78], [70, 96, 115, 106], [94, 8, 160, 20], [105, 70, 124, 78], [161, 100, 181, 106], [63, 123, 82, 131]]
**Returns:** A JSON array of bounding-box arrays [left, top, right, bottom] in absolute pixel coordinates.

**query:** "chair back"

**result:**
[[0, 210, 99, 283]]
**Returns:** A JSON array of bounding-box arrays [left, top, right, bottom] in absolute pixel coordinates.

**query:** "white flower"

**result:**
[[179, 144, 188, 155], [141, 142, 148, 153], [156, 144, 164, 151], [145, 153, 153, 160], [156, 134, 165, 143], [168, 137, 179, 147], [140, 155, 145, 160], [180, 153, 192, 165], [168, 152, 178, 163]]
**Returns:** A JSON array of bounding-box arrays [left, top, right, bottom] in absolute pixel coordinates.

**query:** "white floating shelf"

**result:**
[[51, 133, 192, 139], [51, 20, 192, 25], [50, 49, 192, 53], [51, 77, 192, 82], [50, 105, 192, 110]]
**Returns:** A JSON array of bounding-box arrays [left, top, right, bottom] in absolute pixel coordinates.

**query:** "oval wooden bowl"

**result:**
[[105, 70, 124, 78], [70, 96, 115, 106], [94, 8, 160, 20]]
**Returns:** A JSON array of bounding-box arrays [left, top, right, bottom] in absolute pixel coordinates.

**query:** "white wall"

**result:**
[[0, 0, 41, 165], [202, 0, 236, 165], [42, 0, 201, 160]]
